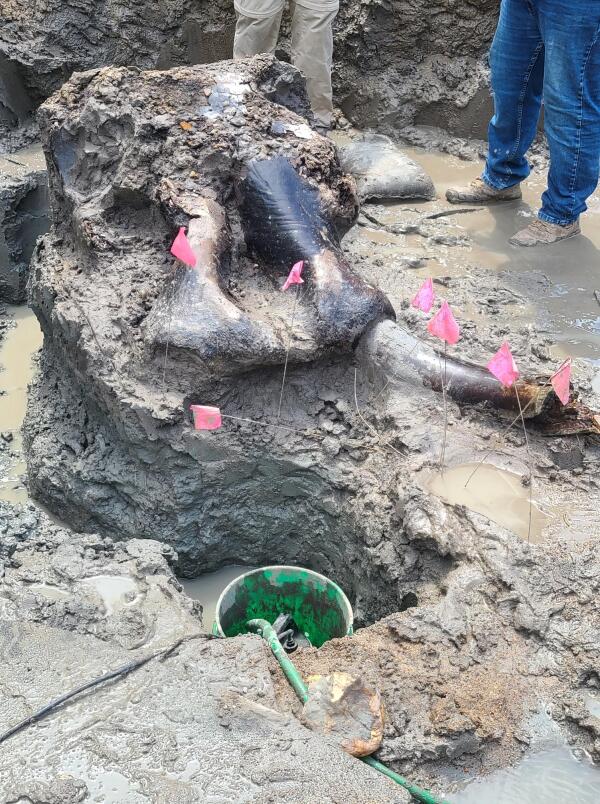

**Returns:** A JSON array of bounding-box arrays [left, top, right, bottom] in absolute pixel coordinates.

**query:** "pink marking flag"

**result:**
[[487, 342, 519, 388], [411, 278, 435, 313], [190, 405, 222, 431], [171, 227, 197, 268], [427, 301, 460, 345], [282, 260, 304, 292], [551, 359, 572, 405]]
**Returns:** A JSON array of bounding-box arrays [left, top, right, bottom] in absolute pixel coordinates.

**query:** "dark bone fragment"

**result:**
[[146, 157, 395, 373], [362, 320, 600, 435]]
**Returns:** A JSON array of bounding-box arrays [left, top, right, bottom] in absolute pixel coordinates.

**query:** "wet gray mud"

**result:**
[[0, 40, 599, 804], [0, 1, 498, 150], [1, 508, 412, 803], [181, 564, 256, 633]]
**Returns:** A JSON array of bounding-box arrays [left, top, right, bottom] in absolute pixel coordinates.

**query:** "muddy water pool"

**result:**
[[426, 462, 550, 543], [401, 147, 600, 363], [446, 746, 600, 803], [0, 305, 43, 503], [181, 565, 256, 632], [343, 139, 600, 362]]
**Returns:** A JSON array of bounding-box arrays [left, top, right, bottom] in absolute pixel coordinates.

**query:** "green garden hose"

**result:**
[[361, 756, 444, 804], [247, 618, 446, 804], [247, 618, 310, 704]]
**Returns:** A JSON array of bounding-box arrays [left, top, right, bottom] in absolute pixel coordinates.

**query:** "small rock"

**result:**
[[338, 133, 435, 202]]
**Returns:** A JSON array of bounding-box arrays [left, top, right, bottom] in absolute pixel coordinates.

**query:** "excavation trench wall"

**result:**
[[0, 0, 500, 299], [0, 0, 500, 151], [25, 331, 446, 627]]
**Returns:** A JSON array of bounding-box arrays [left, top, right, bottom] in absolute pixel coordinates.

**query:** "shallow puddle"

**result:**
[[181, 564, 255, 632], [338, 135, 600, 360], [361, 227, 405, 247], [0, 144, 46, 173], [585, 692, 600, 719], [401, 146, 600, 362], [426, 462, 551, 542], [0, 305, 43, 503], [447, 746, 600, 803], [78, 575, 138, 615], [61, 755, 147, 804], [27, 583, 70, 601]]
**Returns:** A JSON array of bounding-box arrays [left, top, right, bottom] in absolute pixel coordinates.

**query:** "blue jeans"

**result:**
[[483, 0, 600, 225]]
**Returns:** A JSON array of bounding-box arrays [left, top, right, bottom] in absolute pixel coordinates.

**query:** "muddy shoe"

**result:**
[[446, 176, 522, 204], [509, 218, 581, 247]]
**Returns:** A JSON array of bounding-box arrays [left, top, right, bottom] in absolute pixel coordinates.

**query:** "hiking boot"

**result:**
[[446, 176, 522, 204], [509, 217, 581, 247]]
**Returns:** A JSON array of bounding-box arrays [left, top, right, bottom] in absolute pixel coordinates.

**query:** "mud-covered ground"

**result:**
[[1, 118, 600, 801], [1, 502, 414, 803], [3, 130, 600, 801], [0, 0, 598, 796]]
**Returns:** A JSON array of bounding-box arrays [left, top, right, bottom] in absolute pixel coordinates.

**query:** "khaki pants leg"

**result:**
[[291, 2, 338, 127], [233, 8, 284, 59]]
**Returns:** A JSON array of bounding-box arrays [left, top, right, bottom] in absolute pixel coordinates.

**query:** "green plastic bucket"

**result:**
[[214, 565, 353, 648]]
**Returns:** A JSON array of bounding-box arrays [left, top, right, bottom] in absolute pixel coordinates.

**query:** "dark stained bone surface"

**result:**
[[38, 56, 392, 376]]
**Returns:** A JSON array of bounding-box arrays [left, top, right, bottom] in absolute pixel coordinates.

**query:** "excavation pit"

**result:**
[[2, 48, 600, 802]]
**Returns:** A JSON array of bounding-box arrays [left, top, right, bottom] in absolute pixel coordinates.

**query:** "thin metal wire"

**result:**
[[277, 286, 300, 421], [515, 385, 533, 544], [71, 297, 107, 358], [371, 379, 390, 403], [162, 268, 176, 395], [439, 341, 449, 471], [353, 368, 404, 457], [221, 414, 305, 434], [464, 358, 571, 489]]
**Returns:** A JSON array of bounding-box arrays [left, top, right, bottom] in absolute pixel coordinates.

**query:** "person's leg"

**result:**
[[483, 0, 545, 190], [447, 0, 544, 204], [290, 1, 339, 128], [537, 0, 600, 225], [233, 1, 284, 59]]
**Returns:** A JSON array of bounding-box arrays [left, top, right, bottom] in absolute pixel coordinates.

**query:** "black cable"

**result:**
[[0, 632, 210, 746]]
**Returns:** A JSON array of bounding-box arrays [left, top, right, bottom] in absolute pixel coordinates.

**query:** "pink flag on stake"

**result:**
[[190, 405, 222, 431], [427, 301, 460, 345], [551, 359, 572, 405], [282, 260, 304, 292], [411, 278, 435, 313], [487, 342, 520, 388], [170, 227, 197, 268]]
